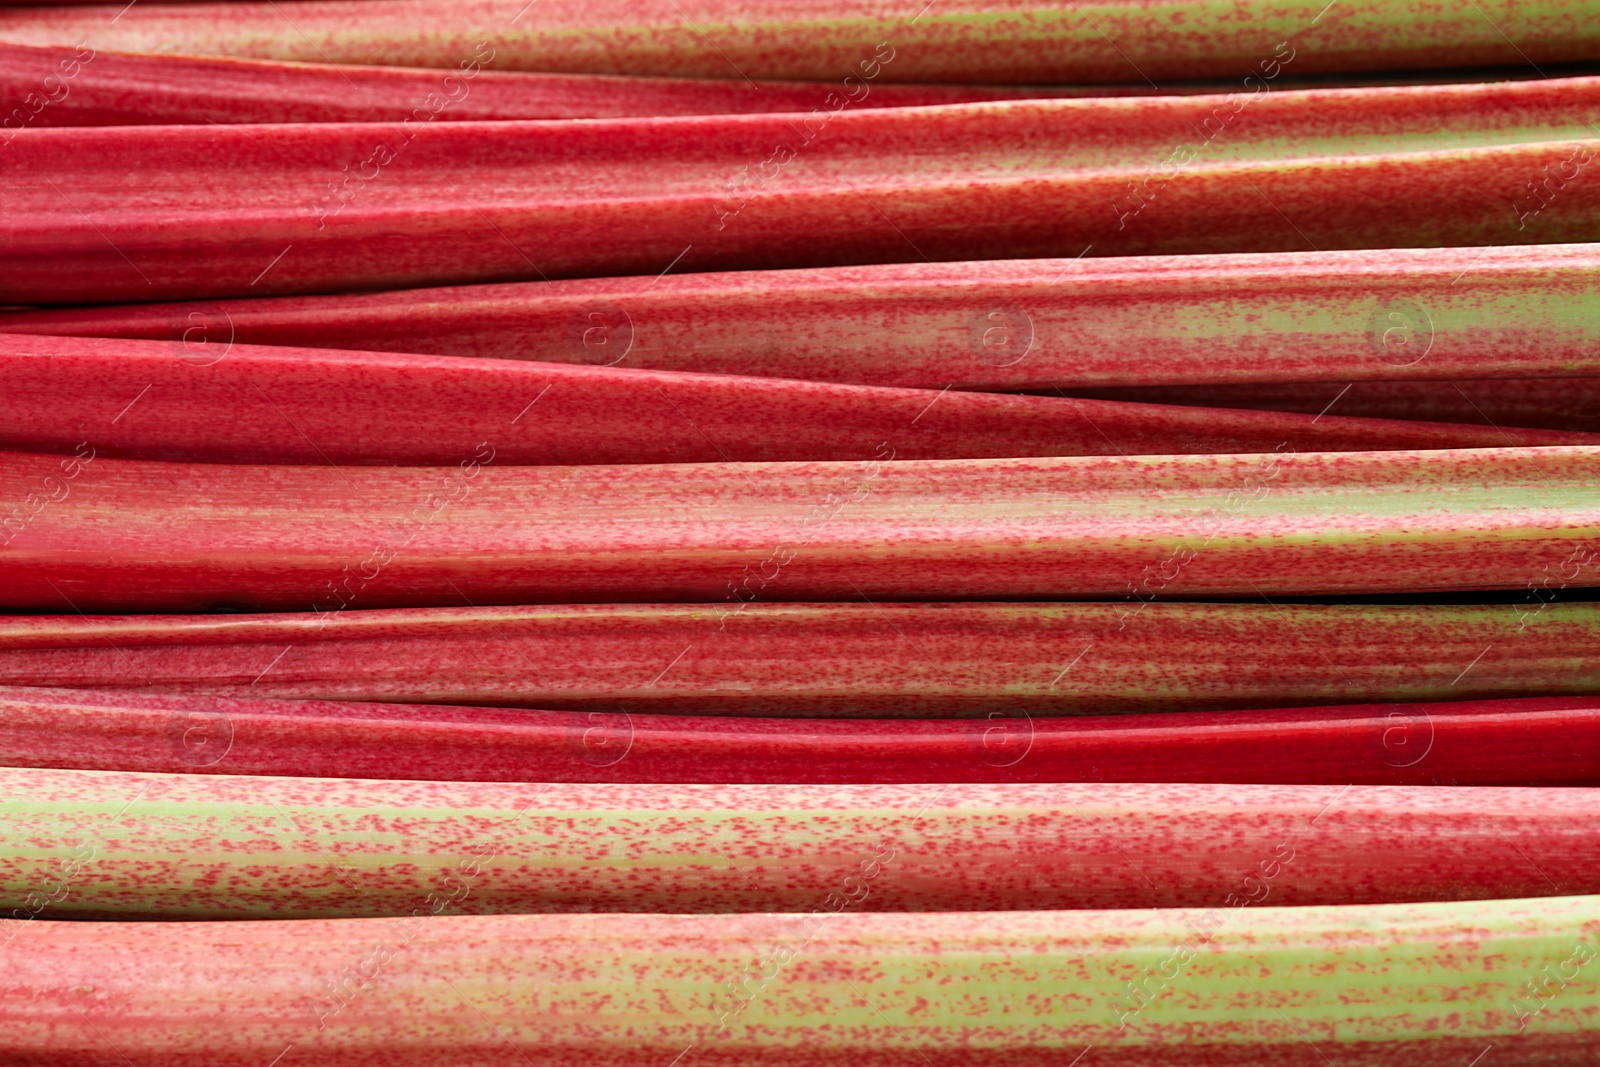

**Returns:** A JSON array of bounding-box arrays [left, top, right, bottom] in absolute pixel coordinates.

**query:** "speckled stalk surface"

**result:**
[[1, 602, 1597, 716], [9, 684, 1600, 783], [6, 686, 1600, 786], [0, 42, 1121, 125], [1, 897, 1597, 1065], [1, 0, 1598, 81], [3, 333, 1588, 466], [5, 767, 1600, 918], [3, 446, 1598, 610], [10, 244, 1600, 392], [0, 43, 1557, 127], [7, 77, 1600, 304]]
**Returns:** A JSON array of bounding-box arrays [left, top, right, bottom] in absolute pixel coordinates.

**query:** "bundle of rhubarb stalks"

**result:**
[[5, 0, 1600, 1063]]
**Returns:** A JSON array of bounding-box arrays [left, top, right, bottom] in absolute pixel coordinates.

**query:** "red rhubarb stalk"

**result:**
[[5, 78, 1600, 303], [5, 686, 1600, 786], [7, 244, 1600, 391], [5, 767, 1600, 916], [0, 42, 1557, 126], [0, 42, 1123, 126], [1, 0, 1596, 82], [1, 602, 1596, 715], [1, 446, 1596, 609], [0, 899, 1595, 1065], [2, 333, 1590, 466]]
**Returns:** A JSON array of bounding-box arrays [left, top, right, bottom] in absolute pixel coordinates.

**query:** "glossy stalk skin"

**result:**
[[5, 686, 1600, 786], [2, 602, 1597, 716], [10, 245, 1600, 392], [2, 0, 1599, 82], [1074, 377, 1600, 432], [0, 42, 1112, 125], [3, 333, 1590, 466], [4, 446, 1599, 610], [0, 45, 1570, 128], [5, 767, 1600, 918], [7, 78, 1600, 304], [2, 898, 1597, 1066]]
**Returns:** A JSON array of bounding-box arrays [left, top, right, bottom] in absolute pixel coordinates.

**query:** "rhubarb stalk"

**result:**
[[0, 42, 1118, 126], [0, 602, 1596, 715], [4, 767, 1599, 917], [2, 333, 1589, 465], [5, 687, 1600, 785], [7, 244, 1600, 391], [0, 898, 1595, 1065], [0, 447, 1595, 609], [5, 78, 1600, 303], [2, 0, 1597, 82]]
